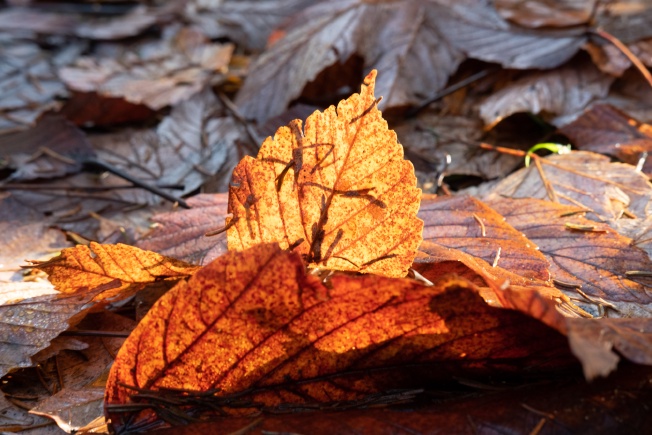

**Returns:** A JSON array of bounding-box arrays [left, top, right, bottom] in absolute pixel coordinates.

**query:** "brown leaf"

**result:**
[[0, 282, 99, 379], [59, 27, 233, 110], [228, 71, 423, 277], [395, 114, 523, 180], [419, 195, 550, 281], [0, 114, 95, 181], [35, 242, 199, 302], [596, 0, 652, 43], [488, 197, 652, 318], [184, 0, 314, 51], [30, 387, 105, 433], [413, 241, 587, 319], [89, 88, 246, 201], [0, 35, 81, 135], [567, 317, 652, 379], [235, 0, 465, 123], [495, 0, 596, 28], [559, 104, 652, 175], [105, 243, 572, 432], [0, 193, 70, 282], [136, 194, 229, 266], [236, 0, 586, 123], [481, 151, 652, 225], [480, 59, 614, 127]]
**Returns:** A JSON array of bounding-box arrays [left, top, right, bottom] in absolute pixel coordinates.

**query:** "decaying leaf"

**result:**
[[479, 59, 614, 127], [34, 242, 199, 302], [59, 26, 233, 110], [236, 0, 585, 123], [184, 0, 314, 51], [559, 104, 652, 175], [0, 193, 70, 282], [0, 114, 95, 181], [136, 194, 229, 265], [228, 70, 423, 277], [395, 114, 524, 180], [489, 197, 652, 318], [0, 35, 81, 135], [481, 151, 652, 226], [495, 0, 596, 28], [419, 195, 550, 281], [89, 87, 246, 203], [567, 317, 652, 379], [0, 283, 100, 380], [105, 243, 572, 432]]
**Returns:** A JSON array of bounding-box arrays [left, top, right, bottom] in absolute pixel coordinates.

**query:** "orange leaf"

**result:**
[[35, 242, 200, 301], [105, 243, 572, 432], [226, 70, 423, 277]]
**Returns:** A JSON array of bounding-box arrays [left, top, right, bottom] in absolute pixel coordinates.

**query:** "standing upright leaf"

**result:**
[[227, 70, 423, 277]]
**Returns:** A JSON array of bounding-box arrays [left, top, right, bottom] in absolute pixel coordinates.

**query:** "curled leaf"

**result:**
[[227, 70, 423, 277]]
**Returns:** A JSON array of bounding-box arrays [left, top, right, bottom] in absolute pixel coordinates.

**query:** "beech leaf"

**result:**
[[34, 242, 199, 302], [489, 198, 652, 318], [105, 243, 572, 432], [227, 70, 423, 277], [419, 195, 550, 281]]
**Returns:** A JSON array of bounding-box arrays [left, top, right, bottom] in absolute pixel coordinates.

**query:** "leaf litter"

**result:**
[[2, 2, 652, 433]]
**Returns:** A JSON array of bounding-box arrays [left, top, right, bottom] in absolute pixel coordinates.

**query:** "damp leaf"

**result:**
[[227, 70, 423, 277], [34, 242, 200, 302]]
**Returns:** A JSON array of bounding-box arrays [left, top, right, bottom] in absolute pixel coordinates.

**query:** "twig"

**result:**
[[83, 158, 190, 209], [407, 68, 499, 117]]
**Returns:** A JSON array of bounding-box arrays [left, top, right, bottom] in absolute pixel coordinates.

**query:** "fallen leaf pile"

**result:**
[[2, 1, 652, 434]]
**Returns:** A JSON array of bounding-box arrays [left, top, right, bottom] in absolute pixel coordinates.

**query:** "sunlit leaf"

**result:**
[[34, 242, 199, 302], [105, 243, 572, 432], [227, 70, 423, 277]]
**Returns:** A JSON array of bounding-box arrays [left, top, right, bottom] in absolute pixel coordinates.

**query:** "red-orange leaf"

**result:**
[[105, 243, 573, 432], [227, 70, 423, 277]]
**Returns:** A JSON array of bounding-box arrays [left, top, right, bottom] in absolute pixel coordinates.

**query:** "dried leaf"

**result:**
[[596, 0, 652, 43], [136, 194, 229, 266], [59, 27, 233, 110], [395, 114, 523, 180], [489, 197, 652, 318], [0, 114, 95, 181], [235, 0, 465, 123], [35, 242, 199, 302], [413, 241, 586, 319], [236, 0, 586, 123], [480, 59, 614, 127], [0, 35, 81, 135], [481, 151, 652, 225], [419, 195, 550, 281], [0, 193, 70, 282], [567, 317, 652, 379], [184, 0, 314, 51], [30, 388, 105, 433], [495, 0, 596, 27], [0, 284, 99, 379], [228, 71, 423, 277], [89, 88, 246, 202], [559, 104, 652, 175], [106, 243, 572, 432]]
